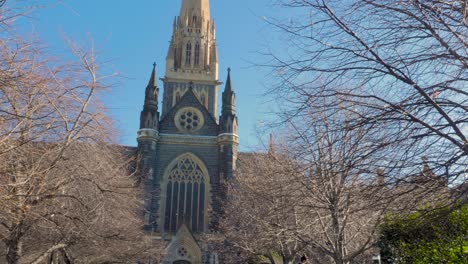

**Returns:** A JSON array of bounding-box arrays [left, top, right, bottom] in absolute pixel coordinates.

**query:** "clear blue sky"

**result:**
[[13, 0, 283, 150]]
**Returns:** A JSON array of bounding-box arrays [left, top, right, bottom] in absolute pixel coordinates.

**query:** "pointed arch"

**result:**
[[194, 41, 200, 65], [177, 45, 183, 68], [161, 153, 210, 233], [173, 47, 178, 69], [226, 116, 232, 133], [200, 93, 206, 107], [185, 42, 192, 65], [233, 118, 238, 134]]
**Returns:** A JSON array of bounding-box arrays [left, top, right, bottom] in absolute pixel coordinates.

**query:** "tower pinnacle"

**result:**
[[225, 67, 232, 92], [139, 63, 159, 130], [148, 62, 157, 88], [220, 68, 237, 134], [222, 68, 235, 112]]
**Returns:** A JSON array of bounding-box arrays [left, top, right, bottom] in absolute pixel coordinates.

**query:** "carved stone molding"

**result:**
[[137, 129, 159, 141], [217, 133, 239, 145]]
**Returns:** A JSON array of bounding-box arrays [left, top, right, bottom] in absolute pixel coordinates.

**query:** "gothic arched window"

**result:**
[[200, 94, 206, 107], [194, 42, 200, 65], [174, 47, 178, 69], [233, 121, 238, 134], [185, 42, 192, 65], [175, 92, 181, 104], [163, 154, 208, 233]]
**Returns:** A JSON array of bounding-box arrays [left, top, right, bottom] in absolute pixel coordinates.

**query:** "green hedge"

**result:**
[[379, 205, 468, 264]]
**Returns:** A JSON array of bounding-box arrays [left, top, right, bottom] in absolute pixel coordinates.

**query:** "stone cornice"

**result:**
[[161, 76, 222, 86], [137, 130, 239, 146], [217, 133, 239, 145], [159, 133, 218, 146], [137, 129, 159, 141]]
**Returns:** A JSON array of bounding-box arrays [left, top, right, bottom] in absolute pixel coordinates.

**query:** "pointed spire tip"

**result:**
[[224, 67, 233, 92], [147, 62, 157, 88]]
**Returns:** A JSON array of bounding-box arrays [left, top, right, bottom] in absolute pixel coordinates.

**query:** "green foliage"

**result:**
[[379, 205, 468, 264]]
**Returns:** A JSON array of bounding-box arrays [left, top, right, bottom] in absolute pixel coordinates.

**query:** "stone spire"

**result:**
[[220, 68, 237, 134], [140, 63, 159, 130], [166, 0, 218, 80], [224, 67, 233, 93], [145, 63, 159, 104], [180, 0, 210, 21], [147, 63, 157, 91], [222, 68, 235, 113], [219, 68, 239, 183]]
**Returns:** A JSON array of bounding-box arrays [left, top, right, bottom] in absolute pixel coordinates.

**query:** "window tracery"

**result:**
[[164, 155, 208, 233], [174, 107, 204, 133], [185, 42, 192, 65], [194, 42, 200, 65]]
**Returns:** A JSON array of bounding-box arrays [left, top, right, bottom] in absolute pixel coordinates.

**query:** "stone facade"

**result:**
[[136, 1, 238, 263]]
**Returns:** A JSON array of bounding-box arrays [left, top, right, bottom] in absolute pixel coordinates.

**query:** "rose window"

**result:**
[[175, 107, 204, 132]]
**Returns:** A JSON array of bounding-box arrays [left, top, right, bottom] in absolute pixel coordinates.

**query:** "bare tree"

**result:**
[[219, 1, 464, 262], [284, 111, 399, 264], [221, 106, 450, 264], [216, 152, 309, 264], [264, 0, 467, 190], [0, 5, 164, 264]]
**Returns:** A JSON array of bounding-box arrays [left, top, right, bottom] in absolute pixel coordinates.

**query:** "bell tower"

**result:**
[[163, 0, 219, 120], [136, 1, 238, 263]]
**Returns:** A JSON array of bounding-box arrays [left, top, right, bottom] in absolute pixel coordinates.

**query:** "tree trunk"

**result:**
[[59, 248, 73, 264], [266, 253, 276, 264], [282, 254, 291, 264], [5, 234, 22, 264]]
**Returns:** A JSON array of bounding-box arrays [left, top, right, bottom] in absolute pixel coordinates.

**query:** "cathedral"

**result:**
[[136, 0, 238, 263]]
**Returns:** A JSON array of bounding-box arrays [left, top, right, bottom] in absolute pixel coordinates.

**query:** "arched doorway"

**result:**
[[174, 261, 191, 264]]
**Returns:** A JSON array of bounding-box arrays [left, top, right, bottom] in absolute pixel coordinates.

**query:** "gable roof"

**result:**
[[159, 88, 219, 136]]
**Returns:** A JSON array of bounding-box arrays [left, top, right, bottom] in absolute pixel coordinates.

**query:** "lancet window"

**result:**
[[200, 94, 206, 107], [185, 42, 192, 65], [175, 92, 181, 103], [163, 155, 208, 233], [174, 47, 178, 69], [194, 42, 200, 65]]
